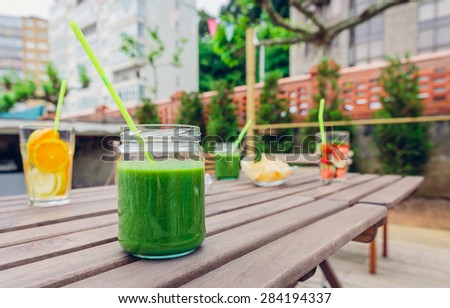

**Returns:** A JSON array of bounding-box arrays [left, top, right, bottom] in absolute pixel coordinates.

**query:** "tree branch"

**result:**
[[256, 0, 313, 36], [290, 0, 325, 32], [328, 0, 410, 40], [261, 36, 308, 47], [256, 0, 412, 49]]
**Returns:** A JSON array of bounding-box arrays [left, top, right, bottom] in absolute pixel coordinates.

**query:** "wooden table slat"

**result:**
[[0, 213, 117, 249], [206, 194, 314, 236], [0, 194, 117, 232], [0, 242, 132, 287], [0, 185, 116, 207], [359, 176, 424, 208], [324, 175, 402, 204], [205, 181, 323, 217], [65, 199, 348, 288], [0, 224, 117, 271], [206, 172, 321, 204], [183, 203, 387, 288], [298, 174, 378, 199]]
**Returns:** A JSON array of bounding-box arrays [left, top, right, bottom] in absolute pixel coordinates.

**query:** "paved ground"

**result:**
[[297, 223, 450, 288], [391, 197, 450, 230]]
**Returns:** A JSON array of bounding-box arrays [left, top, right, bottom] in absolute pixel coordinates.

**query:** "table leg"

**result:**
[[369, 238, 376, 274], [320, 260, 342, 288], [383, 214, 388, 258]]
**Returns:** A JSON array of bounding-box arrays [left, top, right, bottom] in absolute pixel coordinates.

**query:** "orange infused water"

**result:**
[[117, 159, 205, 259], [20, 126, 75, 206]]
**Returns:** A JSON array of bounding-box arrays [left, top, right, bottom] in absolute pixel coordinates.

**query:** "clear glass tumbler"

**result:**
[[316, 131, 350, 183], [20, 125, 75, 206], [214, 142, 240, 180]]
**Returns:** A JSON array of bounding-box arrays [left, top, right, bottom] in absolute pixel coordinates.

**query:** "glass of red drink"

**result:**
[[316, 131, 350, 183]]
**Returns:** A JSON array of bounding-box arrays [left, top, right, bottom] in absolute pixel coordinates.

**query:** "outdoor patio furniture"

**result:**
[[0, 167, 421, 287], [359, 176, 424, 273]]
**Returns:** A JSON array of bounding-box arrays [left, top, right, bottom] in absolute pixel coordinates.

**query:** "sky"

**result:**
[[0, 0, 228, 19]]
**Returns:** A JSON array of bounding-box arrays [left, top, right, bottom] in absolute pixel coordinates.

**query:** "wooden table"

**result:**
[[0, 167, 423, 288]]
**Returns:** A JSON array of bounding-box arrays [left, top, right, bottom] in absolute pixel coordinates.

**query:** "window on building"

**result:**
[[25, 41, 36, 49], [349, 0, 384, 66], [25, 20, 34, 27], [437, 0, 450, 18], [419, 0, 450, 53], [137, 0, 145, 17], [139, 85, 145, 98], [38, 42, 47, 50], [26, 52, 35, 59], [40, 53, 47, 60], [137, 22, 145, 37], [37, 21, 47, 28], [38, 31, 47, 39], [0, 37, 22, 49], [26, 30, 34, 37], [27, 63, 36, 70], [82, 23, 96, 37]]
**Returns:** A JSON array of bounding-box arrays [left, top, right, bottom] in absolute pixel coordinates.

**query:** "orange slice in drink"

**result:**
[[27, 128, 59, 165], [33, 139, 70, 173]]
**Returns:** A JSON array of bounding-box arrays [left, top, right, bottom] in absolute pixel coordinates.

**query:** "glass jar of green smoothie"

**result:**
[[117, 125, 205, 259]]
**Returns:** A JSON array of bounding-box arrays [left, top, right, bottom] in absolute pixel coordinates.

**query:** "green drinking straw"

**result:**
[[232, 119, 252, 152], [69, 21, 153, 161], [318, 98, 326, 146], [53, 79, 66, 136]]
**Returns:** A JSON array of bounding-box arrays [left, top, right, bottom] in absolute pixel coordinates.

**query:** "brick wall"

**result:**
[[67, 50, 450, 126]]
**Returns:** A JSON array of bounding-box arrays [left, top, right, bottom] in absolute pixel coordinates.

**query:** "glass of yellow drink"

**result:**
[[20, 125, 75, 207]]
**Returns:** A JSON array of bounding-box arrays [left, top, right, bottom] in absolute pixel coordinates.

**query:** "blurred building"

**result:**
[[0, 15, 23, 81], [49, 0, 199, 118], [290, 0, 450, 74], [0, 15, 48, 88], [22, 17, 49, 86]]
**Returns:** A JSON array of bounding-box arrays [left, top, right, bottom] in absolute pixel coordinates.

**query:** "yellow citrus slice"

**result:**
[[33, 139, 70, 173], [55, 169, 68, 195], [28, 168, 58, 197], [27, 129, 59, 165]]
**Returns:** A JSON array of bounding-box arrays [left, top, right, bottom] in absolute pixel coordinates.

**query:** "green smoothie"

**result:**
[[215, 153, 240, 180], [117, 159, 205, 258]]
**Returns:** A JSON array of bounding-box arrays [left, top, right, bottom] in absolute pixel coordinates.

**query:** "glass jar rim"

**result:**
[[120, 124, 201, 143]]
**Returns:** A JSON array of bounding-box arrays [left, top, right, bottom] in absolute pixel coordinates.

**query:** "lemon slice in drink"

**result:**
[[54, 170, 67, 195], [331, 157, 347, 169], [28, 168, 59, 197]]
